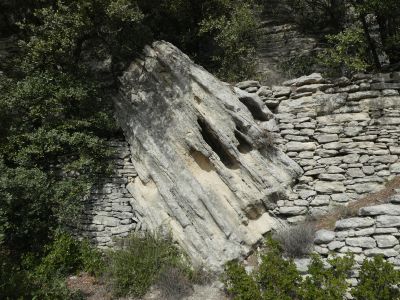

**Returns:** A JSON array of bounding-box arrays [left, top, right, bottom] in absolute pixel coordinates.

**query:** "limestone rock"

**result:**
[[278, 93, 347, 115], [236, 80, 260, 90], [359, 204, 400, 216], [345, 237, 376, 248], [376, 215, 400, 228], [315, 181, 345, 193], [314, 229, 335, 244], [283, 73, 324, 87], [374, 235, 399, 248], [335, 217, 375, 229], [114, 41, 302, 269], [364, 248, 399, 257]]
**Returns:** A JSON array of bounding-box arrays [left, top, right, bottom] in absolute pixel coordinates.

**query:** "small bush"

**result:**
[[223, 260, 262, 300], [25, 232, 103, 299], [257, 236, 301, 300], [274, 223, 315, 258], [279, 52, 320, 79], [223, 236, 355, 300], [352, 255, 400, 300], [34, 232, 104, 279], [298, 253, 354, 300], [0, 250, 31, 299], [157, 266, 194, 300], [105, 232, 184, 298], [318, 25, 370, 76]]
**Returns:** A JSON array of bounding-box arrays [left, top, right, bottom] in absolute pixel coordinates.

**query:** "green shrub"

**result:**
[[0, 233, 100, 299], [0, 250, 31, 299], [223, 236, 356, 300], [318, 26, 370, 76], [257, 236, 301, 300], [34, 232, 104, 279], [199, 1, 259, 81], [279, 52, 320, 79], [352, 255, 400, 300], [298, 253, 354, 300], [105, 232, 185, 298], [223, 260, 262, 300]]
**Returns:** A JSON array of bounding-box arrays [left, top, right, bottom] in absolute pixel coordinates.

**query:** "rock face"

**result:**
[[256, 1, 319, 84], [113, 41, 302, 269]]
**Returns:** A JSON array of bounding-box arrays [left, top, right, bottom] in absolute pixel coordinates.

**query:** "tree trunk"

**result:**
[[360, 13, 381, 70]]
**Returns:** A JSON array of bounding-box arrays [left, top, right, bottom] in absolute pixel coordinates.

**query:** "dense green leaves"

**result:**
[[0, 0, 259, 257], [257, 237, 301, 300], [319, 26, 370, 75], [298, 254, 354, 300], [224, 261, 262, 300], [0, 70, 115, 254], [224, 237, 400, 300], [268, 0, 400, 74], [199, 2, 259, 81], [352, 255, 400, 300]]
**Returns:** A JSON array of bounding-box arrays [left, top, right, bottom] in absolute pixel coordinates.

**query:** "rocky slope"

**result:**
[[78, 43, 400, 272]]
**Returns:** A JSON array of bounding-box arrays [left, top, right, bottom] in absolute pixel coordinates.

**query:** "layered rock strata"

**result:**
[[113, 41, 302, 268]]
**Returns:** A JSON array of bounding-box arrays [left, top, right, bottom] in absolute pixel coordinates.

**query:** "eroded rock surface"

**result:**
[[114, 41, 302, 269]]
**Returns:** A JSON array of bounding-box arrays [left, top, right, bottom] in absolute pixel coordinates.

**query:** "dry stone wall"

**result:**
[[75, 140, 144, 249], [311, 190, 400, 286], [236, 72, 400, 223]]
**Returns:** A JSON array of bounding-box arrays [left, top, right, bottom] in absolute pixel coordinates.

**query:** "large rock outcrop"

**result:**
[[114, 41, 302, 269]]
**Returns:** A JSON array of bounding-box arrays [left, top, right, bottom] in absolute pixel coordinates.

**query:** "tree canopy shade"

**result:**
[[0, 0, 259, 296], [263, 0, 400, 74]]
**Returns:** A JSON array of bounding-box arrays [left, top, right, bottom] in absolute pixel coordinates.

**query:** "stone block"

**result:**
[[374, 235, 399, 248], [359, 204, 400, 216], [314, 229, 335, 244], [286, 141, 317, 152], [376, 215, 400, 228], [346, 237, 376, 248], [336, 217, 375, 229]]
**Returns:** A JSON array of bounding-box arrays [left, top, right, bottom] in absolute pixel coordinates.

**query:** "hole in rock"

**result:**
[[197, 118, 239, 169], [234, 129, 253, 154], [190, 149, 215, 172], [239, 97, 269, 121]]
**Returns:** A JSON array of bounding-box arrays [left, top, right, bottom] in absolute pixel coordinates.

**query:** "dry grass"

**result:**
[[274, 222, 316, 258], [316, 176, 400, 230], [157, 267, 194, 300]]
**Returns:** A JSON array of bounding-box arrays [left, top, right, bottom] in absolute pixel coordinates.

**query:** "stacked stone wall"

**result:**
[[310, 190, 400, 287], [75, 140, 145, 248], [236, 72, 400, 223]]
